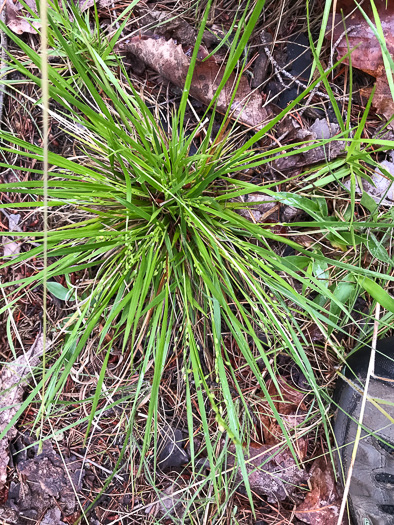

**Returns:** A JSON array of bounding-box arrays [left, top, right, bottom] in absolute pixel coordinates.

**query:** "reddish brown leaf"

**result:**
[[295, 456, 346, 525], [334, 0, 360, 10], [259, 377, 309, 459], [116, 36, 272, 130], [328, 2, 394, 121], [267, 376, 308, 415], [334, 0, 387, 16]]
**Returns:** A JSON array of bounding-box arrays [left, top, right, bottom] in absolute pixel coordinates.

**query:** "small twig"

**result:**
[[330, 25, 358, 72], [261, 36, 331, 101], [72, 451, 126, 482], [299, 25, 357, 116], [261, 26, 356, 114]]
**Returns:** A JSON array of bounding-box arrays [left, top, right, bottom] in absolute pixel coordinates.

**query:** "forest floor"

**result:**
[[0, 0, 394, 524]]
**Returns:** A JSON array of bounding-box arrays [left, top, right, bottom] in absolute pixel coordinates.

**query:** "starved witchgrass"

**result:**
[[1, 0, 394, 520]]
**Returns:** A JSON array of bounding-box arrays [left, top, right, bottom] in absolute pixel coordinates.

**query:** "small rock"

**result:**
[[310, 119, 339, 140], [158, 428, 189, 471], [41, 507, 66, 525], [3, 240, 21, 258]]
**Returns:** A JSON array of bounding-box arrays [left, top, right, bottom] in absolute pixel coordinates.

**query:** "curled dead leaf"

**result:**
[[232, 193, 303, 223], [273, 120, 345, 171]]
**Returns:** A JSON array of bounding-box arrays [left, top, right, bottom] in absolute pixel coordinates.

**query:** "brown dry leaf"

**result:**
[[264, 376, 308, 436], [267, 376, 308, 416], [259, 377, 309, 461], [333, 0, 358, 10], [5, 0, 41, 35], [293, 233, 315, 248], [273, 118, 345, 171], [228, 443, 308, 502], [329, 2, 394, 122], [295, 456, 345, 525], [117, 36, 272, 130], [5, 0, 110, 34], [305, 323, 326, 344], [0, 333, 49, 488]]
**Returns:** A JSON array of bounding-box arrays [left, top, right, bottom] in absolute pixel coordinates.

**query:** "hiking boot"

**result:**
[[334, 336, 394, 525]]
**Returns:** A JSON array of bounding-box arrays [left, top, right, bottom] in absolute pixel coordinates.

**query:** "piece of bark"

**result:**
[[7, 443, 83, 522], [116, 36, 272, 130], [0, 334, 50, 489], [251, 49, 270, 90], [251, 31, 272, 90]]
